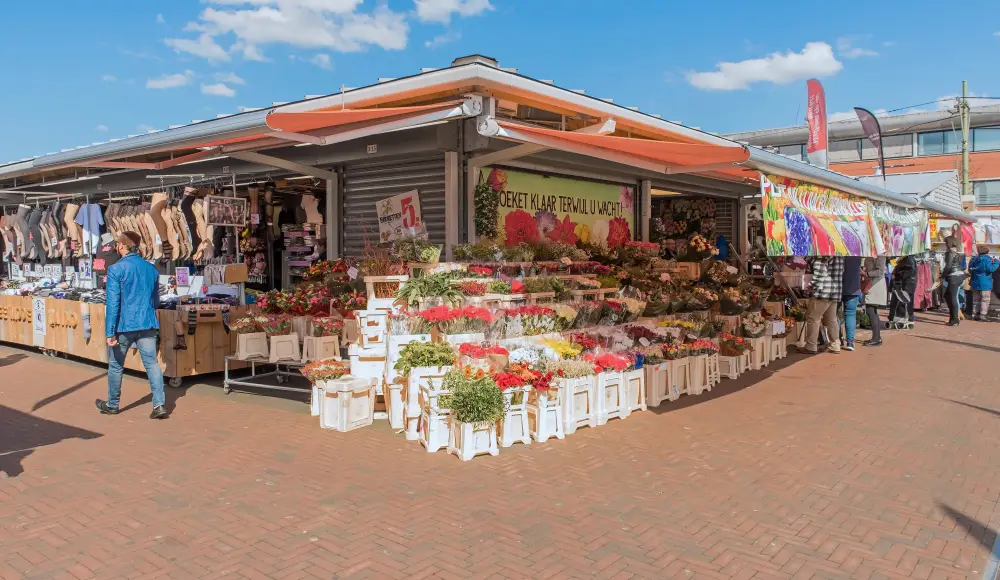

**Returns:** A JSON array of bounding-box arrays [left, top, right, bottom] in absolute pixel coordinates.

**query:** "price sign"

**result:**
[[175, 267, 191, 287], [78, 259, 93, 281], [375, 189, 422, 243], [251, 213, 260, 225], [9, 263, 22, 280], [347, 267, 359, 280]]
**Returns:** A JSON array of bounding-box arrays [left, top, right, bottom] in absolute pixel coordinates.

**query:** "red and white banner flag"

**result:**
[[805, 79, 828, 168]]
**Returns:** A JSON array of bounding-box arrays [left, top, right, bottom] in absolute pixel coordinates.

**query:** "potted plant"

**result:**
[[300, 359, 351, 417], [260, 314, 299, 363], [446, 368, 506, 461], [492, 366, 533, 447]]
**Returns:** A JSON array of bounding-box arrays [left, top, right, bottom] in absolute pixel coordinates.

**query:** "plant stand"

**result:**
[[527, 390, 564, 443], [418, 374, 452, 453], [448, 420, 499, 461], [310, 380, 326, 416], [268, 333, 301, 363], [596, 372, 624, 425], [319, 377, 375, 432], [668, 358, 690, 400], [406, 365, 451, 442], [621, 368, 646, 417], [558, 376, 597, 434], [706, 353, 721, 388], [644, 362, 670, 408], [236, 332, 269, 360], [770, 335, 788, 362], [302, 335, 341, 362], [687, 355, 710, 396], [718, 355, 742, 380], [499, 386, 532, 447], [290, 316, 312, 341], [384, 382, 405, 429], [748, 336, 768, 371], [385, 334, 431, 386]]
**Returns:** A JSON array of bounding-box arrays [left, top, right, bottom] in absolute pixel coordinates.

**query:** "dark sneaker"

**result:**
[[864, 339, 883, 347], [95, 399, 119, 415], [150, 406, 169, 420], [844, 341, 855, 351]]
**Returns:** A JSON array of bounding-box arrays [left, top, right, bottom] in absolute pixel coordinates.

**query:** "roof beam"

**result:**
[[665, 161, 746, 175], [78, 148, 224, 171], [225, 151, 339, 181]]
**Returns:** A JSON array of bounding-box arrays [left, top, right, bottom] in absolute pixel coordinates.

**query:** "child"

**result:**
[[968, 246, 999, 320]]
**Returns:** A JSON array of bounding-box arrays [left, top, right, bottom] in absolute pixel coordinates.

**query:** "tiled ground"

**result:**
[[3, 312, 1000, 579]]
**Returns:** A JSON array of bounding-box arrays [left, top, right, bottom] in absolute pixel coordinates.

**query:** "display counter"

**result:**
[[0, 296, 248, 386]]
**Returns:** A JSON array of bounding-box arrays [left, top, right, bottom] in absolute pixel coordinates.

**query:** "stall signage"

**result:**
[[78, 259, 92, 281], [9, 263, 22, 280], [175, 267, 191, 287], [480, 168, 635, 246], [869, 202, 930, 257], [760, 173, 877, 257], [0, 303, 31, 322], [32, 298, 46, 337], [376, 190, 422, 243]]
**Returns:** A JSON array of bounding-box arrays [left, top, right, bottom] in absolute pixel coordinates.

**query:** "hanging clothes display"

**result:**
[[913, 260, 934, 310]]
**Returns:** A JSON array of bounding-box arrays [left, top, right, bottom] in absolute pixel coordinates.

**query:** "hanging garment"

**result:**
[[150, 192, 171, 259], [27, 207, 46, 264], [180, 193, 202, 255], [913, 261, 934, 310], [74, 203, 104, 256], [63, 203, 82, 256]]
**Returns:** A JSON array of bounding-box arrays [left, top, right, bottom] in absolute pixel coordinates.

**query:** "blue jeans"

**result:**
[[843, 295, 860, 344], [108, 330, 165, 409]]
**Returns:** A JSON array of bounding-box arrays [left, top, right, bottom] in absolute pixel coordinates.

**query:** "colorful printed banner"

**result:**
[[481, 167, 634, 246], [761, 173, 877, 257], [869, 202, 930, 256]]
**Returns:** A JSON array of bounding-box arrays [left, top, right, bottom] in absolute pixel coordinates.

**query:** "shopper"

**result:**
[[863, 257, 887, 346], [841, 256, 863, 351], [804, 256, 844, 354], [95, 232, 168, 419], [968, 246, 999, 320], [941, 236, 966, 326]]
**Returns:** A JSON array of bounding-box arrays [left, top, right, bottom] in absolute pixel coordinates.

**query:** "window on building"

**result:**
[[974, 180, 1000, 206], [917, 130, 960, 155], [828, 139, 861, 162], [973, 126, 1000, 152], [775, 144, 805, 161], [861, 134, 913, 160]]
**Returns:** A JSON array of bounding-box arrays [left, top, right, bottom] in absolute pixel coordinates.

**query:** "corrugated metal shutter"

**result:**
[[342, 154, 446, 257], [715, 199, 737, 245]]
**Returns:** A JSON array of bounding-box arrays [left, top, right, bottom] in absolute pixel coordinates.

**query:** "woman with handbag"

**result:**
[[862, 257, 887, 346]]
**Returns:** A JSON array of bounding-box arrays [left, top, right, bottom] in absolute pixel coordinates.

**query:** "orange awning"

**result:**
[[265, 101, 465, 133], [494, 121, 750, 169]]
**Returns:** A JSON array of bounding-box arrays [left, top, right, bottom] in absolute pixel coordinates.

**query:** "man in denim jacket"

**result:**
[[96, 232, 167, 419]]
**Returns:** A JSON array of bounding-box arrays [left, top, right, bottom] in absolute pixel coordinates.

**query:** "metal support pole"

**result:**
[[325, 176, 339, 258], [961, 80, 972, 209], [444, 152, 460, 259], [640, 180, 652, 243]]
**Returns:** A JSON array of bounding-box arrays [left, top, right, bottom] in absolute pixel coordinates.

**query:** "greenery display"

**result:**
[[393, 236, 442, 263], [395, 271, 465, 306], [443, 368, 506, 425], [487, 280, 512, 295], [393, 342, 456, 377], [473, 182, 500, 239]]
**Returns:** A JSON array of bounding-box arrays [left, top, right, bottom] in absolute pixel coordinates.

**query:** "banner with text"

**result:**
[[376, 189, 423, 243], [482, 167, 635, 246], [761, 173, 878, 257], [869, 202, 930, 256]]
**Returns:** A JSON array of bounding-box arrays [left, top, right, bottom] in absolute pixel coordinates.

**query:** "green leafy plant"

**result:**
[[474, 182, 500, 239], [393, 342, 456, 377], [444, 368, 506, 425], [393, 236, 442, 263], [487, 280, 512, 295], [395, 271, 464, 306], [454, 239, 502, 262]]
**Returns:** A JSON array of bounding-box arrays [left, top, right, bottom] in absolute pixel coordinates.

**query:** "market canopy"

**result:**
[[482, 120, 751, 176], [265, 101, 467, 134]]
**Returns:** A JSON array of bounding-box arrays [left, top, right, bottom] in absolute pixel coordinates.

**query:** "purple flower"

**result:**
[[535, 211, 557, 237]]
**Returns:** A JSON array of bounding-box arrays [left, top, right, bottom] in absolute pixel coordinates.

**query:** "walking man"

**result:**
[[804, 256, 845, 354], [96, 232, 168, 419]]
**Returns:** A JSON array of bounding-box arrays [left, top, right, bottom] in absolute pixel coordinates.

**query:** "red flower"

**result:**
[[607, 217, 632, 247], [530, 370, 555, 391], [469, 265, 494, 277], [504, 210, 539, 246], [546, 215, 579, 244], [487, 168, 508, 192], [511, 280, 525, 293], [493, 372, 526, 390]]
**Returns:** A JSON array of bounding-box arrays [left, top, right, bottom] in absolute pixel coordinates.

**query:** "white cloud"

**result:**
[[146, 70, 194, 89], [165, 33, 231, 61], [687, 42, 843, 91], [425, 30, 460, 48], [167, 0, 409, 63], [201, 82, 236, 97], [101, 74, 118, 82], [156, 13, 166, 24], [96, 124, 109, 132], [310, 53, 333, 69], [836, 36, 878, 59], [137, 124, 156, 132], [214, 72, 246, 85], [414, 0, 493, 24]]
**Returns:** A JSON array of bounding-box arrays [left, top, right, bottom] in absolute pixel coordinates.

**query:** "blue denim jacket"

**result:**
[[969, 255, 1000, 291], [105, 252, 160, 338]]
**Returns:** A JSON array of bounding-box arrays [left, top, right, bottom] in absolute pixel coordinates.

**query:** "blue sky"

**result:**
[[3, 0, 1000, 163]]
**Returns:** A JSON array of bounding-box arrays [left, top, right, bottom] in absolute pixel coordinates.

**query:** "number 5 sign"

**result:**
[[376, 189, 423, 242]]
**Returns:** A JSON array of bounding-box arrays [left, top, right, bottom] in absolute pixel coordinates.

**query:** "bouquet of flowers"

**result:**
[[570, 332, 599, 352], [638, 345, 666, 364], [552, 303, 579, 330], [340, 290, 368, 311], [687, 338, 720, 356], [468, 265, 495, 277], [458, 281, 488, 297], [690, 287, 719, 310], [787, 305, 807, 322], [720, 286, 747, 315], [546, 358, 597, 379], [570, 301, 603, 328], [719, 332, 753, 356], [303, 258, 352, 282], [260, 314, 291, 336], [300, 359, 351, 383], [487, 280, 512, 295], [388, 311, 433, 335], [508, 346, 543, 367], [541, 337, 583, 359], [506, 305, 557, 336], [742, 284, 768, 308], [311, 317, 344, 337], [584, 352, 632, 373], [458, 343, 509, 359], [492, 370, 530, 391], [661, 343, 690, 360], [601, 299, 631, 325], [624, 325, 660, 343], [230, 316, 261, 334], [741, 312, 767, 338], [418, 306, 494, 335]]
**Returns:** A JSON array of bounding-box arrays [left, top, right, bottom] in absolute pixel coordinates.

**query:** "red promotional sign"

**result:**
[[805, 79, 828, 169]]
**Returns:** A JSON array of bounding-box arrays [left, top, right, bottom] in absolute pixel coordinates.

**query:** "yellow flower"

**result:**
[[574, 223, 592, 244]]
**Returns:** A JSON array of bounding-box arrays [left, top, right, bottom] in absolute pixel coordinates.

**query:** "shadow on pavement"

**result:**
[[938, 502, 996, 553], [0, 405, 102, 478], [910, 335, 1000, 354], [31, 373, 107, 412], [0, 353, 28, 368], [943, 398, 1000, 419], [119, 384, 189, 415]]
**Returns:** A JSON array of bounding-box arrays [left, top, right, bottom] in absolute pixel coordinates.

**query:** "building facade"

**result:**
[[725, 106, 1000, 212]]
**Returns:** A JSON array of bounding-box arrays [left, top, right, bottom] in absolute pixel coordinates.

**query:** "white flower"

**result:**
[[591, 220, 609, 245]]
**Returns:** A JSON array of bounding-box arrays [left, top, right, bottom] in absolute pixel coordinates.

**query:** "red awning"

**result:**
[[265, 101, 465, 133]]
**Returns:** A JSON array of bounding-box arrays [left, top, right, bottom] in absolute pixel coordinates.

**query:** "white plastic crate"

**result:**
[[319, 377, 375, 432]]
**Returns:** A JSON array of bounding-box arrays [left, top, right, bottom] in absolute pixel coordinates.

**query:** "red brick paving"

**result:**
[[3, 311, 1000, 579]]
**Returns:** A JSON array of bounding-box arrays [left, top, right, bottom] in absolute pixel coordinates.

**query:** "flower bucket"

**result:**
[[499, 386, 532, 448], [385, 334, 431, 386], [527, 390, 564, 443], [644, 362, 670, 408], [557, 376, 597, 434], [448, 420, 499, 461], [302, 335, 341, 362], [406, 365, 451, 441], [236, 332, 269, 361], [596, 372, 624, 426], [268, 333, 300, 363], [687, 354, 709, 396], [621, 368, 646, 416], [319, 377, 375, 432]]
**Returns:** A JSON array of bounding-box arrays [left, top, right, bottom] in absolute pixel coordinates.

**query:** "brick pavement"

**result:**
[[3, 312, 1000, 579]]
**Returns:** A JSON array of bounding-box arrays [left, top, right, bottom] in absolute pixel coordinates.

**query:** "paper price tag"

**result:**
[[560, 257, 573, 266], [347, 267, 359, 280], [726, 265, 738, 274], [638, 337, 651, 347], [251, 213, 260, 225]]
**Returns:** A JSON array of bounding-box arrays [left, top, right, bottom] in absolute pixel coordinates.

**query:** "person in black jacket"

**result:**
[[941, 236, 966, 326]]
